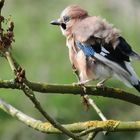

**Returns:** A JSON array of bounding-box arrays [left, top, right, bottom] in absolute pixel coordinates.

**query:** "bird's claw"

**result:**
[[72, 82, 81, 86], [72, 82, 87, 93], [72, 81, 84, 86], [73, 79, 92, 86]]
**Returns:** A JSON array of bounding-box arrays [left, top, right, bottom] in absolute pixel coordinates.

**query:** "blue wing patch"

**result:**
[[76, 41, 95, 57]]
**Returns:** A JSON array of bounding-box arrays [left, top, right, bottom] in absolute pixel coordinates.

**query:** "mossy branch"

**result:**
[[0, 97, 140, 135], [0, 79, 140, 106]]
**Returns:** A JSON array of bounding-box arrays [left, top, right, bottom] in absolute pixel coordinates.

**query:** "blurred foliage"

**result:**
[[0, 0, 140, 139]]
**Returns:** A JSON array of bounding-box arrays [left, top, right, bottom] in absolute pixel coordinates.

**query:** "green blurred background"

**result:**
[[0, 0, 140, 139]]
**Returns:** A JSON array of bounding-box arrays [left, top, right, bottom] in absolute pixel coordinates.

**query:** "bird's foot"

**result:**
[[72, 81, 87, 93], [96, 82, 105, 88], [72, 79, 91, 86], [96, 79, 108, 88], [72, 79, 93, 89]]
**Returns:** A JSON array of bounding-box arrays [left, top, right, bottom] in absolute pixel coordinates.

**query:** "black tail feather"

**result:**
[[118, 37, 140, 60], [133, 81, 140, 92], [129, 51, 140, 60]]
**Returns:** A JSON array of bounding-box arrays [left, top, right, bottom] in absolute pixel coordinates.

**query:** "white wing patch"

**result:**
[[100, 47, 109, 56]]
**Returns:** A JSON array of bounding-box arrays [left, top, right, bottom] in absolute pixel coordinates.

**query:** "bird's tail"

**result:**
[[116, 62, 140, 93], [115, 72, 140, 93], [129, 51, 140, 60], [133, 81, 140, 92]]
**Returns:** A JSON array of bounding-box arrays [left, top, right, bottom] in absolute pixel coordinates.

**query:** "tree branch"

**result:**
[[27, 81, 140, 106], [0, 80, 140, 106], [0, 97, 140, 135]]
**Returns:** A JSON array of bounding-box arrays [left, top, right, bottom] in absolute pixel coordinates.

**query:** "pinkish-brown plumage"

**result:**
[[51, 5, 140, 92], [60, 5, 88, 20], [73, 16, 120, 48]]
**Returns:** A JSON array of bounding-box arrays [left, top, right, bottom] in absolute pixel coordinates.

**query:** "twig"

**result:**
[[85, 96, 107, 121], [84, 95, 108, 135], [0, 0, 4, 14], [77, 127, 101, 137], [0, 0, 4, 29], [5, 51, 16, 71], [86, 132, 98, 140]]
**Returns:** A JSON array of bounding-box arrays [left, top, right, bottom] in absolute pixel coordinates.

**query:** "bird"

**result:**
[[50, 5, 140, 92]]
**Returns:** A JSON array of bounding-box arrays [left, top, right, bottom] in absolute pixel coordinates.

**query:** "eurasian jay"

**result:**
[[51, 5, 140, 92]]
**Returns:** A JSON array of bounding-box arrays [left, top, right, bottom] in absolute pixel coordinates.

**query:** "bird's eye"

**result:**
[[63, 16, 70, 23]]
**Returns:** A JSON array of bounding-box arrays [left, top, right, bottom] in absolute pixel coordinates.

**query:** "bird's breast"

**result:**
[[67, 38, 113, 82]]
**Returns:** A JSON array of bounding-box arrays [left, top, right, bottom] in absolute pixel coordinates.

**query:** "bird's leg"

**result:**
[[72, 64, 93, 86], [72, 66, 90, 108]]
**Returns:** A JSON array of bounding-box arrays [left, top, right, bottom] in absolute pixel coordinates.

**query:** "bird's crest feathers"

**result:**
[[61, 5, 88, 20]]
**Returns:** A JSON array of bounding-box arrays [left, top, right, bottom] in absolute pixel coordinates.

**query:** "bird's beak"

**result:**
[[50, 19, 61, 25]]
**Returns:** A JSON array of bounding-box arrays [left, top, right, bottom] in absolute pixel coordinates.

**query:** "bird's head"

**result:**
[[50, 5, 88, 37]]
